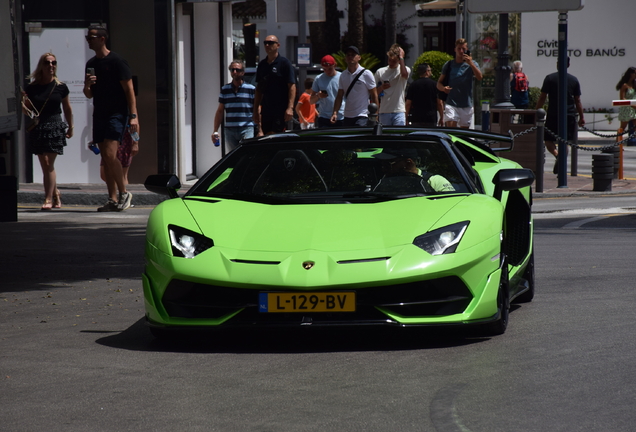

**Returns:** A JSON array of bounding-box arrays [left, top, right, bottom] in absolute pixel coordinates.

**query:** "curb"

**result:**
[[17, 191, 169, 206]]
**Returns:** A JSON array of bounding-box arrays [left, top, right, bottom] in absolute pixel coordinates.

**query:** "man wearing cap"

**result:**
[[331, 46, 378, 127], [373, 148, 455, 192], [375, 43, 410, 126], [310, 55, 344, 128], [253, 35, 296, 135]]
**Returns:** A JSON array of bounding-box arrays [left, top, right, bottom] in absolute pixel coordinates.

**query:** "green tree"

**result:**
[[411, 51, 453, 81]]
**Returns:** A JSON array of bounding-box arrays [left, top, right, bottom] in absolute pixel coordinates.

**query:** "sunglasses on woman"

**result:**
[[45, 61, 58, 66]]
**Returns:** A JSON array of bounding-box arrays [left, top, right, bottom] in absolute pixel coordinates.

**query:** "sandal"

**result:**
[[53, 189, 62, 209], [41, 199, 53, 211]]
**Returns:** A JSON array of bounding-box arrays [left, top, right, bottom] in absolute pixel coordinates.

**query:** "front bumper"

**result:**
[[142, 237, 503, 329]]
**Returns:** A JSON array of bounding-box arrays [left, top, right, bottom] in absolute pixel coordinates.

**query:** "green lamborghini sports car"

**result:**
[[143, 127, 535, 338]]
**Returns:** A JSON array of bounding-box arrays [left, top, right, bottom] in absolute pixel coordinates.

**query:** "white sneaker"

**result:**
[[117, 192, 133, 211]]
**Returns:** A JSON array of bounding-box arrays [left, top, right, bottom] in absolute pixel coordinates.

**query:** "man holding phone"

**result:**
[[437, 38, 482, 128], [310, 55, 344, 128], [375, 44, 410, 126], [83, 25, 139, 212]]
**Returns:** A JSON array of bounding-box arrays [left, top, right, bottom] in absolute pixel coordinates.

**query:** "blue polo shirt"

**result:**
[[218, 82, 256, 128]]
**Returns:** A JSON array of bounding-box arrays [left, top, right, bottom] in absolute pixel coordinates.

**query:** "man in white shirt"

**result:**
[[375, 44, 410, 126], [330, 46, 378, 127]]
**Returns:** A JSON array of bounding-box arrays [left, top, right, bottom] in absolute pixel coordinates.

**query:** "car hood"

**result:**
[[183, 196, 476, 253]]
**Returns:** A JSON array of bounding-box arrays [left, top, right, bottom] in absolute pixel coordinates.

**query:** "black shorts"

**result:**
[[317, 117, 343, 128], [261, 114, 287, 134], [93, 113, 127, 144], [545, 115, 576, 142]]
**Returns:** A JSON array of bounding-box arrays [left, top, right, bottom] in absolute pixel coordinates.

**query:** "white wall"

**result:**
[[28, 28, 99, 184], [521, 1, 633, 110], [193, 2, 227, 177]]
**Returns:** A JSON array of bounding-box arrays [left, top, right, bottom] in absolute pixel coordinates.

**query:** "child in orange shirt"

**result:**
[[296, 77, 316, 129]]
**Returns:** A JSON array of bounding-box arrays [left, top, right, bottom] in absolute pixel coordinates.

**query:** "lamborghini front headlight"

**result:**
[[413, 221, 469, 256], [168, 225, 214, 258]]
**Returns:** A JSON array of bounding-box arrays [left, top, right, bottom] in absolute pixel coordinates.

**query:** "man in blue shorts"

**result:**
[[83, 25, 138, 212], [309, 55, 344, 127]]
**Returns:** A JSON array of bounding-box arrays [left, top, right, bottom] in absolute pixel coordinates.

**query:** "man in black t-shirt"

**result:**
[[405, 63, 443, 127], [536, 58, 586, 173], [83, 25, 139, 212], [253, 35, 296, 135]]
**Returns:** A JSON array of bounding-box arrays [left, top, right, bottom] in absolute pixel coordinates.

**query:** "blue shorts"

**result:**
[[379, 112, 406, 126], [93, 113, 127, 144]]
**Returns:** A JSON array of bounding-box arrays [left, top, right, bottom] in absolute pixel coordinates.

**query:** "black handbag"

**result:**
[[23, 82, 56, 132]]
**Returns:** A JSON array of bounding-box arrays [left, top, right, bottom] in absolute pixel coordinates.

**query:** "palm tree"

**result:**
[[309, 0, 341, 63], [345, 0, 364, 50], [384, 0, 396, 53]]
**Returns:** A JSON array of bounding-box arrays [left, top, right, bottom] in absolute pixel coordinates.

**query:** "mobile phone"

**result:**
[[465, 50, 471, 56], [320, 90, 327, 95], [87, 67, 95, 76]]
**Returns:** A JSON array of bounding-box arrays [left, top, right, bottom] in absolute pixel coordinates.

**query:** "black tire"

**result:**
[[483, 261, 510, 336], [515, 251, 535, 303]]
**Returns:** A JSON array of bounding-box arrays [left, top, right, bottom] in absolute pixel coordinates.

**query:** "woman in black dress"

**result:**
[[23, 53, 73, 210]]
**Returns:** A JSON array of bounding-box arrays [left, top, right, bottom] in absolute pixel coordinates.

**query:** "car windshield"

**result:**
[[187, 138, 471, 203]]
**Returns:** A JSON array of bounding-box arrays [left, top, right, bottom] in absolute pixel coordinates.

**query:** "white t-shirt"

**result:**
[[375, 65, 411, 113], [338, 66, 376, 118]]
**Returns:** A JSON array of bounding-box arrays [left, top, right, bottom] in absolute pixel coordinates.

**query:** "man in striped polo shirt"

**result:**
[[213, 60, 256, 151]]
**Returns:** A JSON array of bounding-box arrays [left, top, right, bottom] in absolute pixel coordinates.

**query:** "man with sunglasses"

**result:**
[[83, 25, 138, 212], [213, 60, 256, 150], [309, 55, 344, 128], [253, 35, 296, 135]]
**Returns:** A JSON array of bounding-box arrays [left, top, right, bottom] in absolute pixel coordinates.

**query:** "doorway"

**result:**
[[421, 21, 456, 56]]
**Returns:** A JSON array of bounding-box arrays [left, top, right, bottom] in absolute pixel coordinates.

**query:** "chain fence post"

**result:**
[[571, 122, 578, 176], [535, 109, 546, 193], [617, 127, 624, 179]]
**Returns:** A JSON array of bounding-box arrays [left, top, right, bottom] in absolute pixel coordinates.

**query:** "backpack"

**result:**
[[513, 72, 529, 92]]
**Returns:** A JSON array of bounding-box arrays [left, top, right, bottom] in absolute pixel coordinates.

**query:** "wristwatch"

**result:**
[[130, 113, 137, 119]]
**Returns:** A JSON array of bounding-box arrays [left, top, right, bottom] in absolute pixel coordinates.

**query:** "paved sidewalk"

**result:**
[[15, 130, 636, 207]]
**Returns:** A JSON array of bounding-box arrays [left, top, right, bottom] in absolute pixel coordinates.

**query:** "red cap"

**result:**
[[321, 55, 336, 66]]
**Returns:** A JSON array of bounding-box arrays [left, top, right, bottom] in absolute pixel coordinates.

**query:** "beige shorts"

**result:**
[[444, 105, 474, 128]]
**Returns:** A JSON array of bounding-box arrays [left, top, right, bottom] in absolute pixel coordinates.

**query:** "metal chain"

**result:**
[[543, 126, 636, 151], [512, 126, 538, 139], [579, 125, 626, 138]]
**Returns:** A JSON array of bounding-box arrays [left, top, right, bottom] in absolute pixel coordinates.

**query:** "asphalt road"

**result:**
[[2, 203, 636, 431]]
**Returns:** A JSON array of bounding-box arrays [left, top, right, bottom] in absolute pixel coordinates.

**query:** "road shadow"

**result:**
[[0, 219, 146, 293], [94, 317, 496, 354]]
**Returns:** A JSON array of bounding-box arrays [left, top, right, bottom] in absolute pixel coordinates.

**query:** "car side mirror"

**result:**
[[492, 169, 535, 201], [145, 174, 181, 199]]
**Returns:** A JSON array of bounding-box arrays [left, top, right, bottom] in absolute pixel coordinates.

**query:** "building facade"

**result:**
[[16, 0, 234, 186]]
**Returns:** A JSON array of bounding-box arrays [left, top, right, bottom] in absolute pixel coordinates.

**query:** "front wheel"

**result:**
[[483, 261, 510, 336]]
